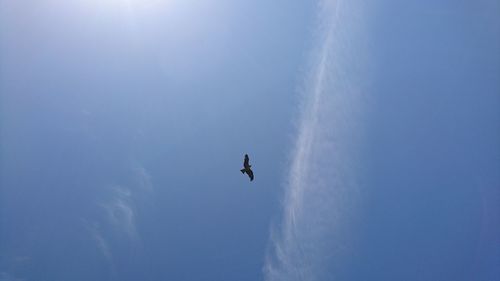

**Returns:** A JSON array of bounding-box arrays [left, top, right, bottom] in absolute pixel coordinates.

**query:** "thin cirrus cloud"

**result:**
[[84, 164, 153, 265], [265, 0, 369, 280], [101, 186, 138, 239], [85, 220, 113, 263]]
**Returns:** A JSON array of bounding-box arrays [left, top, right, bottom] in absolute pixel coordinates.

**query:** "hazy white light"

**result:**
[[82, 0, 174, 17]]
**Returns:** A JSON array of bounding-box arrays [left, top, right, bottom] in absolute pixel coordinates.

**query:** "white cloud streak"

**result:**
[[85, 220, 113, 263], [85, 165, 153, 263], [265, 1, 369, 280], [101, 186, 138, 239]]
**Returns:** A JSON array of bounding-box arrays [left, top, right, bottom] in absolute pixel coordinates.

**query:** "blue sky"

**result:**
[[1, 1, 499, 281]]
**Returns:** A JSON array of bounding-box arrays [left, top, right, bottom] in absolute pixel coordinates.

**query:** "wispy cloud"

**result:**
[[132, 165, 154, 193], [264, 1, 368, 280], [85, 164, 153, 264], [101, 185, 138, 239], [84, 220, 113, 263]]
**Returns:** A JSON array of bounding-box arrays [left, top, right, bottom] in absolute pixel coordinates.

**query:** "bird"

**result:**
[[240, 154, 254, 181]]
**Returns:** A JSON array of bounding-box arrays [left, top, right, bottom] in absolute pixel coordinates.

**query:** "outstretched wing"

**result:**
[[244, 154, 249, 166], [247, 168, 254, 181]]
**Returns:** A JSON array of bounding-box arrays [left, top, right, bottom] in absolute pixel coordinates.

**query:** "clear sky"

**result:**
[[1, 1, 499, 281]]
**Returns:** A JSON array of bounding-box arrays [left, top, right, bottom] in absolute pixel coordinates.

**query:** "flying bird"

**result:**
[[240, 154, 254, 181]]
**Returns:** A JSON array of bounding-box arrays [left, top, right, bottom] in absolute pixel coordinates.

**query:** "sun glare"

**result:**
[[117, 0, 169, 10], [84, 0, 172, 16]]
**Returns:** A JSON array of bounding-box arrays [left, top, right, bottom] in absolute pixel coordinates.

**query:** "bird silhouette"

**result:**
[[240, 154, 254, 181]]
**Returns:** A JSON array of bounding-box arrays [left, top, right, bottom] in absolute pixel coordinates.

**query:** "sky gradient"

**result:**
[[1, 1, 499, 280]]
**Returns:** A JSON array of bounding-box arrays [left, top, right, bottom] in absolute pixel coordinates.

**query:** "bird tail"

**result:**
[[240, 169, 246, 174]]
